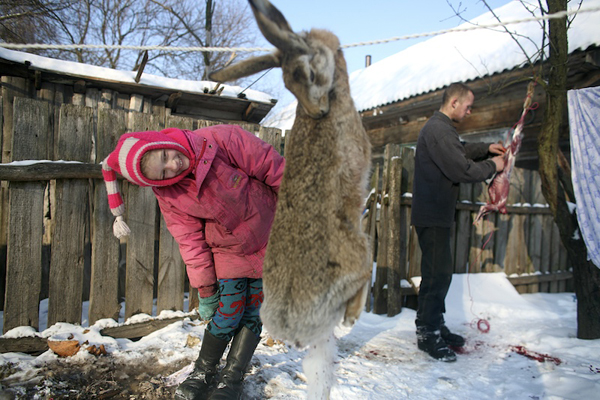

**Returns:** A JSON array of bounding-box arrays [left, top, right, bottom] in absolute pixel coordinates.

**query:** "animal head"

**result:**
[[209, 0, 339, 119]]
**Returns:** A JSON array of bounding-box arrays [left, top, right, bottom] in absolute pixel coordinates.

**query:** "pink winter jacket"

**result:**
[[152, 125, 285, 297]]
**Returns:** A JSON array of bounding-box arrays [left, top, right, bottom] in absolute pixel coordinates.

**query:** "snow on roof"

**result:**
[[0, 47, 275, 105], [350, 0, 600, 111]]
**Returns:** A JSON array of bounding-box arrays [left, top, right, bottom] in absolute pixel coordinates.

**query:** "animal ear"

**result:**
[[248, 0, 309, 54], [209, 53, 280, 82]]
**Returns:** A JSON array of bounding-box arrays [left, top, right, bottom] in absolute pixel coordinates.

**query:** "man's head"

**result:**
[[440, 83, 474, 123]]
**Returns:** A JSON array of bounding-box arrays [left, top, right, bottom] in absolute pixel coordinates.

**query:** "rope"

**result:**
[[467, 80, 539, 334], [1, 5, 598, 53]]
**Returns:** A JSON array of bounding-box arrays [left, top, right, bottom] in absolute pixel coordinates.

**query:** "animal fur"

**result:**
[[210, 0, 372, 396]]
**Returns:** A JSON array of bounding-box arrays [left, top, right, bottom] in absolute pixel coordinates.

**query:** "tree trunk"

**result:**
[[538, 0, 600, 339]]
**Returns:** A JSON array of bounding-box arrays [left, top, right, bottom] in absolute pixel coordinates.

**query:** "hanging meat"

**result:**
[[474, 82, 536, 224]]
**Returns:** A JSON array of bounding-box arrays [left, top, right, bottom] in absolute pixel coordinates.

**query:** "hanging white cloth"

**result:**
[[568, 86, 600, 269]]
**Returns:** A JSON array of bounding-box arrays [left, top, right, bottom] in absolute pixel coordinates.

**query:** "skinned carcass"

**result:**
[[474, 82, 537, 224]]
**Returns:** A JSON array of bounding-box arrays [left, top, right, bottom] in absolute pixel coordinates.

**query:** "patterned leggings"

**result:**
[[206, 278, 263, 342]]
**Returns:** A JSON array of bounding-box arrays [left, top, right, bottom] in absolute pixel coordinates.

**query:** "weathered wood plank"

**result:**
[[100, 315, 200, 340], [3, 98, 49, 333], [387, 157, 403, 317], [470, 213, 496, 272], [154, 115, 197, 313], [89, 109, 128, 325], [470, 180, 496, 273], [47, 104, 93, 327], [166, 115, 194, 131], [157, 215, 185, 313], [373, 144, 401, 314], [0, 162, 102, 181], [0, 315, 202, 354], [124, 112, 160, 319], [504, 168, 528, 275], [0, 336, 48, 354], [507, 271, 573, 286], [1, 77, 32, 262], [4, 182, 45, 333], [454, 183, 473, 273], [364, 163, 379, 312], [398, 150, 412, 280], [258, 126, 282, 154]]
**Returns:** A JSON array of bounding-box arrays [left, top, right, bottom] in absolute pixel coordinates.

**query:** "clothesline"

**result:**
[[1, 5, 598, 53]]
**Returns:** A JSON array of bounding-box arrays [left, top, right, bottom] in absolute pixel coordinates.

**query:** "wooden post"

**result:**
[[3, 97, 48, 333], [399, 147, 418, 305], [372, 144, 401, 314], [47, 104, 93, 326], [387, 157, 403, 317]]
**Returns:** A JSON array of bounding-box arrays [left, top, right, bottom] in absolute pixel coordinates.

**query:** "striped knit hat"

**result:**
[[101, 129, 195, 238]]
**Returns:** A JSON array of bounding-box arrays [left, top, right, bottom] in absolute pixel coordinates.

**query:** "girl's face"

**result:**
[[144, 149, 190, 180]]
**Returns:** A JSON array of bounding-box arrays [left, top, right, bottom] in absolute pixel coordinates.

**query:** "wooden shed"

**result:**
[[348, 2, 600, 170], [360, 47, 600, 170]]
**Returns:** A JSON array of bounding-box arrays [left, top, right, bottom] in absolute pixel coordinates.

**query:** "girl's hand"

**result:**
[[198, 292, 220, 321]]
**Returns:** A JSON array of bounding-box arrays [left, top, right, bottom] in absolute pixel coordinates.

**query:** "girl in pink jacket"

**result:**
[[102, 125, 285, 400]]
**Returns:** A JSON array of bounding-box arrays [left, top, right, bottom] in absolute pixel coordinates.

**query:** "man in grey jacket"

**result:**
[[411, 82, 506, 362]]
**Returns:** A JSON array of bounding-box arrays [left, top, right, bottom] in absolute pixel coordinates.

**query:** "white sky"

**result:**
[[256, 0, 513, 120]]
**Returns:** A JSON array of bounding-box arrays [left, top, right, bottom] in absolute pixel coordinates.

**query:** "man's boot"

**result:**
[[175, 331, 230, 400], [417, 327, 457, 362], [441, 324, 465, 347], [209, 326, 260, 400]]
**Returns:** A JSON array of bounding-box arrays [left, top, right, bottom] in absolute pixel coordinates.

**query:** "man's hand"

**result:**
[[198, 292, 220, 321], [491, 155, 506, 172], [489, 143, 507, 156]]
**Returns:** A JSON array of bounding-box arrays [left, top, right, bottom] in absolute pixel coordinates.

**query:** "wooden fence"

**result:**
[[0, 76, 573, 344], [0, 78, 282, 337], [365, 144, 572, 317]]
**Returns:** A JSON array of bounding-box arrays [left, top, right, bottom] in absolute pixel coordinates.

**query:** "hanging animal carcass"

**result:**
[[210, 1, 372, 398]]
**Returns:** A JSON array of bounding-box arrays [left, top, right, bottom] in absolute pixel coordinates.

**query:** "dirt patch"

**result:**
[[0, 354, 189, 399]]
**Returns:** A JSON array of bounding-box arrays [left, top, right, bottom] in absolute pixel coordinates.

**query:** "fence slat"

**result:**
[[157, 215, 185, 313], [454, 183, 473, 272], [155, 115, 196, 313], [258, 126, 283, 154], [47, 104, 93, 326], [364, 163, 380, 312], [3, 97, 49, 332], [1, 78, 33, 315], [387, 157, 403, 316], [373, 144, 401, 314], [124, 112, 160, 319], [89, 109, 128, 324]]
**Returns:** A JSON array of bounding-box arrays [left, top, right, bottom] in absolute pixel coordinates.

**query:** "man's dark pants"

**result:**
[[415, 226, 453, 333]]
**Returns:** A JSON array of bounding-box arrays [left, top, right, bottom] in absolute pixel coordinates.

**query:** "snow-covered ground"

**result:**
[[1, 273, 599, 399]]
